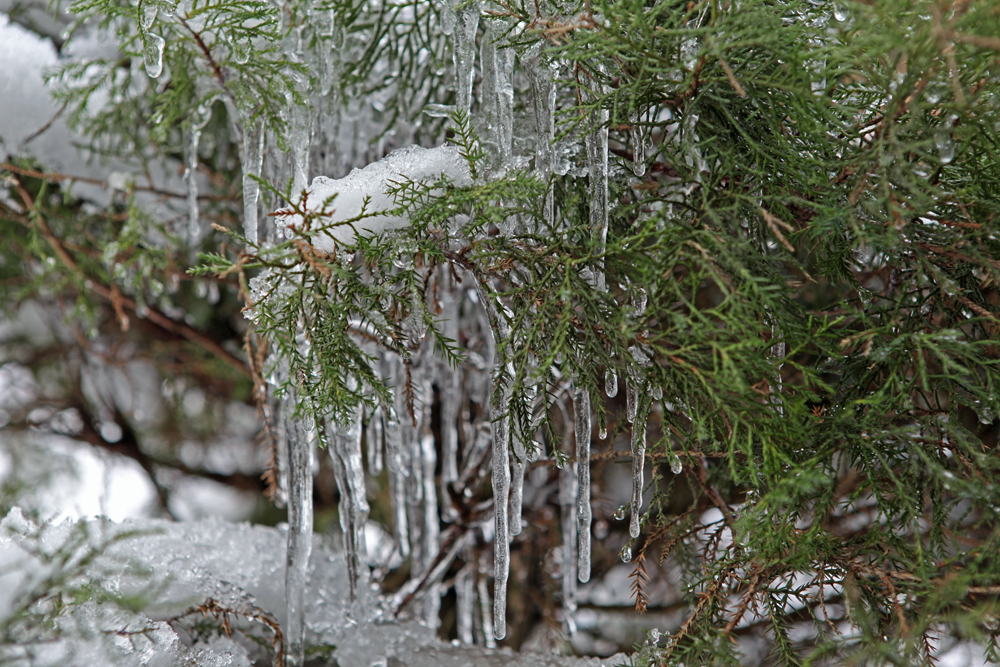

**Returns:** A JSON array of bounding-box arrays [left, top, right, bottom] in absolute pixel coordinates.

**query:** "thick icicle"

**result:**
[[522, 42, 556, 233], [584, 64, 610, 291], [329, 400, 370, 601], [453, 2, 480, 115], [559, 443, 578, 634], [241, 119, 264, 245], [283, 396, 313, 667], [629, 400, 647, 539], [573, 386, 592, 583], [481, 19, 514, 171]]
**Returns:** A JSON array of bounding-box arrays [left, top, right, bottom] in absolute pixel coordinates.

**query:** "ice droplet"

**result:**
[[599, 425, 607, 440], [669, 452, 683, 475], [936, 131, 955, 164], [605, 368, 618, 398], [614, 505, 626, 521], [833, 3, 849, 22], [232, 36, 251, 64], [144, 34, 165, 78], [620, 544, 633, 563]]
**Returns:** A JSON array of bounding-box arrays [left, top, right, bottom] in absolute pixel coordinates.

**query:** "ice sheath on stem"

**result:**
[[283, 396, 313, 667], [584, 64, 610, 292]]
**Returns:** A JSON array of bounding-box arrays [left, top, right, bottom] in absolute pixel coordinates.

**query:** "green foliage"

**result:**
[[3, 0, 1000, 661]]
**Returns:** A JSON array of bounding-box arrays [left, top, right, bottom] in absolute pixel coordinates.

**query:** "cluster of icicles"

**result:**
[[148, 0, 666, 664]]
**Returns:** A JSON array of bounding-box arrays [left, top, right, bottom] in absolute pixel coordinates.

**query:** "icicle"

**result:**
[[626, 379, 638, 423], [605, 368, 618, 398], [584, 64, 609, 291], [478, 567, 497, 648], [439, 269, 461, 523], [241, 119, 264, 245], [490, 377, 510, 640], [383, 355, 410, 557], [283, 396, 313, 667], [510, 432, 526, 536], [289, 104, 311, 202], [143, 33, 165, 78], [368, 406, 384, 476], [481, 19, 514, 171], [184, 126, 201, 246], [418, 381, 441, 627], [329, 400, 370, 601], [573, 386, 592, 583], [630, 111, 646, 177], [453, 2, 480, 115], [559, 443, 578, 634], [456, 562, 475, 644], [767, 310, 785, 416], [522, 42, 556, 232], [629, 400, 647, 539]]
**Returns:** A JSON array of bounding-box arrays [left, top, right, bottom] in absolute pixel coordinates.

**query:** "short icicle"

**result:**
[[573, 385, 592, 583], [453, 1, 480, 115], [283, 395, 313, 667], [329, 398, 370, 602]]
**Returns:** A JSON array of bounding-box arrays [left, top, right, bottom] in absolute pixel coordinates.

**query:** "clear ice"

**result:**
[[573, 385, 592, 583]]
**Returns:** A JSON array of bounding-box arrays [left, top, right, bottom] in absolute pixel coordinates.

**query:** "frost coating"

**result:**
[[274, 145, 473, 251]]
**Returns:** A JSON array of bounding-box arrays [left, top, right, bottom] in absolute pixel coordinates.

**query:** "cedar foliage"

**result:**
[[2, 0, 1000, 663]]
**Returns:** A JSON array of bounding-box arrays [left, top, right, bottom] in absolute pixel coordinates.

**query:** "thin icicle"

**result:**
[[510, 431, 526, 537], [478, 567, 497, 648], [383, 355, 410, 557], [629, 400, 647, 539], [584, 64, 609, 291], [439, 267, 461, 523], [283, 396, 313, 667], [559, 443, 578, 634], [630, 111, 646, 177], [573, 386, 592, 583], [329, 400, 370, 602], [184, 125, 201, 246], [453, 2, 480, 115], [626, 379, 638, 423], [289, 103, 311, 202], [456, 562, 475, 645], [418, 382, 441, 628], [367, 406, 384, 476], [490, 378, 510, 640], [241, 119, 264, 245]]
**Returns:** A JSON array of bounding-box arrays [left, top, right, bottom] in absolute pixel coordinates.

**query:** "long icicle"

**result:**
[[329, 399, 369, 602], [522, 42, 556, 229], [283, 394, 313, 667], [629, 394, 648, 540], [560, 423, 578, 635], [584, 64, 609, 292], [573, 385, 592, 583], [383, 353, 410, 558]]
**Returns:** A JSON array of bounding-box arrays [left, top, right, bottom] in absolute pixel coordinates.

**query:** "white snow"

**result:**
[[273, 144, 472, 250], [0, 508, 628, 667]]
